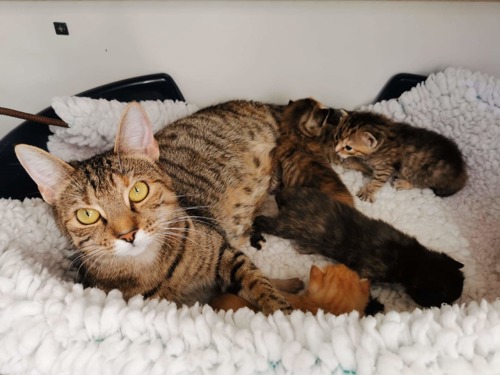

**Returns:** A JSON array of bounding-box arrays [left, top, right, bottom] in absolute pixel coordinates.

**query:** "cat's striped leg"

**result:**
[[217, 246, 293, 315], [342, 157, 373, 176], [357, 167, 394, 202]]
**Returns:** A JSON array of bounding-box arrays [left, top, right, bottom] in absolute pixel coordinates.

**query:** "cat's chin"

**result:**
[[114, 230, 156, 260]]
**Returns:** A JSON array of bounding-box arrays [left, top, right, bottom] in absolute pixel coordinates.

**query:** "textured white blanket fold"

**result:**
[[1, 67, 499, 374]]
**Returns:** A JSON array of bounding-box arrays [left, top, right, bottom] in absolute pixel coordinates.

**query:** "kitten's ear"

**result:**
[[319, 108, 330, 127], [15, 144, 75, 205], [114, 102, 160, 161], [448, 256, 464, 269], [308, 265, 325, 294], [288, 100, 294, 105], [340, 109, 349, 118], [310, 265, 325, 279], [361, 131, 379, 149]]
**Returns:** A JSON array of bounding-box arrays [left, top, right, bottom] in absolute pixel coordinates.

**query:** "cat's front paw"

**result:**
[[250, 230, 266, 250], [356, 187, 375, 202], [391, 178, 413, 191], [260, 299, 294, 315]]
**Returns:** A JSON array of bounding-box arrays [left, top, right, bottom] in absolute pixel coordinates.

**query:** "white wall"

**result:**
[[1, 1, 500, 139]]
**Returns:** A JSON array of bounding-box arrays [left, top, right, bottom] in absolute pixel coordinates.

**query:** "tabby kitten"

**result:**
[[210, 263, 371, 316], [334, 111, 467, 202], [270, 98, 354, 207], [253, 187, 465, 308], [15, 102, 294, 315], [251, 97, 353, 249]]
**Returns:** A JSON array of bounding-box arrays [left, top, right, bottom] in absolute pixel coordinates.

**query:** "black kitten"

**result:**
[[252, 187, 464, 308]]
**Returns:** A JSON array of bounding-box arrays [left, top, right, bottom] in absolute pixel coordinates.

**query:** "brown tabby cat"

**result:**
[[210, 263, 371, 316], [270, 98, 353, 207], [334, 111, 467, 202], [15, 101, 302, 315]]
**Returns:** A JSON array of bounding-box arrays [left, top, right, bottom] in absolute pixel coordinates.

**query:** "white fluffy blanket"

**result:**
[[1, 67, 499, 374]]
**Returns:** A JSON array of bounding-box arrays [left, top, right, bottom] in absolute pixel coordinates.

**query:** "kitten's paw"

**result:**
[[250, 231, 266, 250], [364, 298, 385, 316], [356, 188, 375, 202], [392, 178, 413, 190], [261, 300, 294, 315], [271, 277, 304, 293]]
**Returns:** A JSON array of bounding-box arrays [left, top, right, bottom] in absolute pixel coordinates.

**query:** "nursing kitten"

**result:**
[[253, 187, 465, 308], [271, 98, 353, 207], [334, 111, 467, 202], [15, 102, 296, 315], [210, 263, 371, 316], [251, 97, 352, 250]]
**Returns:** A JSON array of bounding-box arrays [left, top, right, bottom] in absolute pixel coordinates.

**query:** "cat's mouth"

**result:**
[[114, 229, 155, 258]]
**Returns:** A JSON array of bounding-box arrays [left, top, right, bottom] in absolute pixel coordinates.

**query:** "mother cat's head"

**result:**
[[15, 103, 180, 268]]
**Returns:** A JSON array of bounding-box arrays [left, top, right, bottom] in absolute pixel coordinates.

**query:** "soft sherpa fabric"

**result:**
[[49, 98, 199, 161], [0, 67, 499, 374]]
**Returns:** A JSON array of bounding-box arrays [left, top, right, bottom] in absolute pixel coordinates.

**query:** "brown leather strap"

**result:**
[[0, 107, 69, 128]]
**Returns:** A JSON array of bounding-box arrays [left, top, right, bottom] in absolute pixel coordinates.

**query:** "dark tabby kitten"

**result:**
[[334, 111, 467, 202], [271, 98, 354, 207], [15, 102, 297, 314], [253, 187, 465, 308]]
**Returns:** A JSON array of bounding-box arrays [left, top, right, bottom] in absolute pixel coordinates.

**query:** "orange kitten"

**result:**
[[210, 264, 370, 316], [292, 264, 370, 316]]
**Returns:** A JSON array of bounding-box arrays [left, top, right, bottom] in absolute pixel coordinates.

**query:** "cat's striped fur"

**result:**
[[334, 111, 467, 202], [15, 101, 299, 314], [156, 100, 283, 249], [210, 263, 371, 316], [271, 98, 354, 207]]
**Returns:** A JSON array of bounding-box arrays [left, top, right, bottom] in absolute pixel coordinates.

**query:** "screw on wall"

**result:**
[[53, 22, 69, 36]]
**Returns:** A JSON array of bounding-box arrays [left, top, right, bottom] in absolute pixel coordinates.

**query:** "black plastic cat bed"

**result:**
[[0, 72, 425, 200], [0, 73, 185, 200]]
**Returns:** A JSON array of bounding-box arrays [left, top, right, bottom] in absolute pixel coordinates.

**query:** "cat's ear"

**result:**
[[114, 102, 160, 161], [445, 254, 464, 269], [288, 99, 294, 105], [15, 144, 75, 205], [308, 265, 325, 294], [319, 108, 330, 127], [340, 109, 349, 118], [361, 131, 379, 149], [309, 265, 325, 279]]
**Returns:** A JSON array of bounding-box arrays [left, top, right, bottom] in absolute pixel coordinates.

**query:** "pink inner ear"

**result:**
[[362, 132, 378, 148], [115, 103, 160, 160], [14, 144, 74, 205]]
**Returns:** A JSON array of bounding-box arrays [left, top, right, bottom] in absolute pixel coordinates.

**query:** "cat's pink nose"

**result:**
[[119, 229, 138, 243]]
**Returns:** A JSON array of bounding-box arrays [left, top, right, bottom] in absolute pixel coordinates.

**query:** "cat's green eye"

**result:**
[[129, 181, 149, 203], [76, 208, 101, 225]]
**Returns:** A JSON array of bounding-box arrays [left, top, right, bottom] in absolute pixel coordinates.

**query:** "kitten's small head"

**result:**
[[282, 98, 332, 138], [308, 264, 370, 316], [334, 111, 388, 159], [15, 103, 179, 267], [405, 251, 465, 308]]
